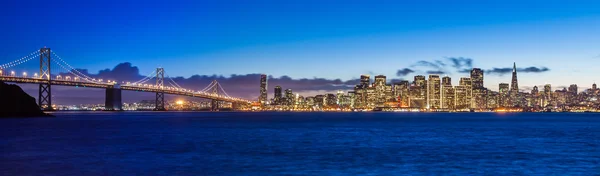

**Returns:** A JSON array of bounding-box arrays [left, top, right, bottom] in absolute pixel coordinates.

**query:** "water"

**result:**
[[1, 112, 600, 175]]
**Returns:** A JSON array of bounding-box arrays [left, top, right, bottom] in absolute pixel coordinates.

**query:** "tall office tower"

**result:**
[[454, 85, 468, 110], [510, 62, 519, 106], [354, 85, 366, 108], [442, 76, 451, 86], [360, 75, 370, 87], [427, 75, 441, 109], [259, 74, 268, 105], [470, 68, 484, 90], [414, 75, 427, 97], [486, 91, 499, 109], [459, 77, 473, 108], [568, 84, 578, 104], [274, 86, 282, 105], [543, 84, 552, 106], [441, 84, 455, 110], [374, 75, 393, 105], [394, 81, 410, 107], [499, 83, 509, 107], [285, 89, 294, 105], [472, 88, 487, 109], [531, 86, 540, 106]]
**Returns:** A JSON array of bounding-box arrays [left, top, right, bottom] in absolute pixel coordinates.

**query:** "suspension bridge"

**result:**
[[0, 47, 252, 111]]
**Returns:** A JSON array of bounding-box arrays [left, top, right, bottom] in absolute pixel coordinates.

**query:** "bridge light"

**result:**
[[34, 73, 38, 78], [10, 71, 15, 77], [0, 70, 3, 75], [22, 72, 27, 77]]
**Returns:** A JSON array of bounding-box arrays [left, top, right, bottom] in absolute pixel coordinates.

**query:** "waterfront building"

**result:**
[[427, 75, 441, 109], [459, 77, 472, 108], [259, 74, 268, 105]]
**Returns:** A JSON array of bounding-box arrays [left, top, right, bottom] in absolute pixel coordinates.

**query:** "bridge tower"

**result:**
[[39, 48, 53, 111], [211, 80, 219, 111], [154, 68, 166, 111]]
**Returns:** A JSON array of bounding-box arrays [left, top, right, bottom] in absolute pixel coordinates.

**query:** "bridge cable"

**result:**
[[0, 50, 40, 69]]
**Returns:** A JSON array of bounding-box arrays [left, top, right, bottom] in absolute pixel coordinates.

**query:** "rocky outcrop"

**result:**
[[0, 81, 51, 117]]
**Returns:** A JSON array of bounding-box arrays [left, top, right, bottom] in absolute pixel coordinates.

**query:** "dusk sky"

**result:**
[[2, 0, 600, 103]]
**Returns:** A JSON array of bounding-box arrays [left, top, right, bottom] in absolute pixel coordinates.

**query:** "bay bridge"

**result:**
[[0, 47, 252, 111]]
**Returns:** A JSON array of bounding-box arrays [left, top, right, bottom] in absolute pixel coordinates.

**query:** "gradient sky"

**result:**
[[2, 0, 600, 93]]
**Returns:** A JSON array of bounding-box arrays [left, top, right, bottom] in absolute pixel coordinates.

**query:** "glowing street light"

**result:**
[[0, 70, 3, 75], [34, 73, 38, 78], [10, 71, 15, 77], [22, 72, 27, 77]]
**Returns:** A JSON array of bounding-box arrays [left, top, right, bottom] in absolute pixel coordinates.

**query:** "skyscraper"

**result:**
[[543, 84, 552, 106], [499, 83, 509, 107], [411, 75, 427, 108], [285, 89, 293, 105], [510, 62, 519, 106], [259, 74, 268, 105], [274, 86, 282, 104], [442, 76, 451, 86], [470, 68, 484, 90], [454, 85, 468, 110], [360, 75, 370, 87], [427, 75, 441, 109], [459, 77, 472, 108], [510, 62, 519, 92]]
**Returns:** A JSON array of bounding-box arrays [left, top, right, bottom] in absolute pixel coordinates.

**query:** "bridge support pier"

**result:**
[[105, 88, 122, 111], [211, 99, 219, 111], [154, 68, 166, 111], [39, 48, 53, 111]]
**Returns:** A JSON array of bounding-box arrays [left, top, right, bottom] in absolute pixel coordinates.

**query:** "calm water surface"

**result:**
[[1, 112, 600, 175]]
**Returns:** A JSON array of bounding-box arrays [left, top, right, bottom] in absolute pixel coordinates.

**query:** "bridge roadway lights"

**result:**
[[105, 88, 122, 111]]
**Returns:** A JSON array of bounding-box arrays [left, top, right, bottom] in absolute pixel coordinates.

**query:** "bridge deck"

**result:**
[[0, 76, 249, 103]]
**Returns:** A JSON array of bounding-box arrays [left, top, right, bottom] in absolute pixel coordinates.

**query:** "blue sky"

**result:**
[[2, 0, 600, 91]]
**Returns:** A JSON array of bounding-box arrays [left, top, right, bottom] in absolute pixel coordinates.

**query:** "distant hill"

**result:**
[[0, 81, 51, 117]]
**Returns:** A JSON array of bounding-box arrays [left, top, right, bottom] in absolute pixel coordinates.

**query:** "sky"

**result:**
[[1, 0, 600, 103]]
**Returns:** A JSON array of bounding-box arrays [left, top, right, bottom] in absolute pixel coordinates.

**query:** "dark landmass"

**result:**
[[0, 81, 51, 117]]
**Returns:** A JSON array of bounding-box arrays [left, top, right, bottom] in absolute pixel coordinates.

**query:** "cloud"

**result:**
[[486, 67, 550, 75], [426, 70, 445, 75], [396, 68, 415, 76], [412, 60, 444, 70], [447, 57, 473, 70]]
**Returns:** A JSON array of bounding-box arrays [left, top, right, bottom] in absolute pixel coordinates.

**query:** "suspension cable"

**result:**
[[0, 50, 40, 69]]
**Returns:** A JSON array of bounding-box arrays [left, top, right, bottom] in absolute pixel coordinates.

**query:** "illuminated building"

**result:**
[[499, 83, 509, 107], [360, 74, 370, 87], [568, 84, 578, 105], [459, 77, 472, 108], [510, 63, 520, 107], [393, 81, 410, 107], [285, 89, 294, 105], [531, 86, 541, 107], [543, 84, 552, 107], [442, 76, 451, 86], [470, 68, 484, 90], [374, 75, 388, 106], [274, 86, 282, 105], [427, 75, 441, 109], [326, 94, 337, 107], [314, 95, 324, 108], [486, 91, 499, 109], [454, 85, 469, 110], [410, 75, 427, 108], [442, 84, 455, 110], [472, 88, 487, 109], [354, 85, 366, 108], [470, 68, 485, 109], [259, 74, 268, 105], [305, 96, 315, 106]]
